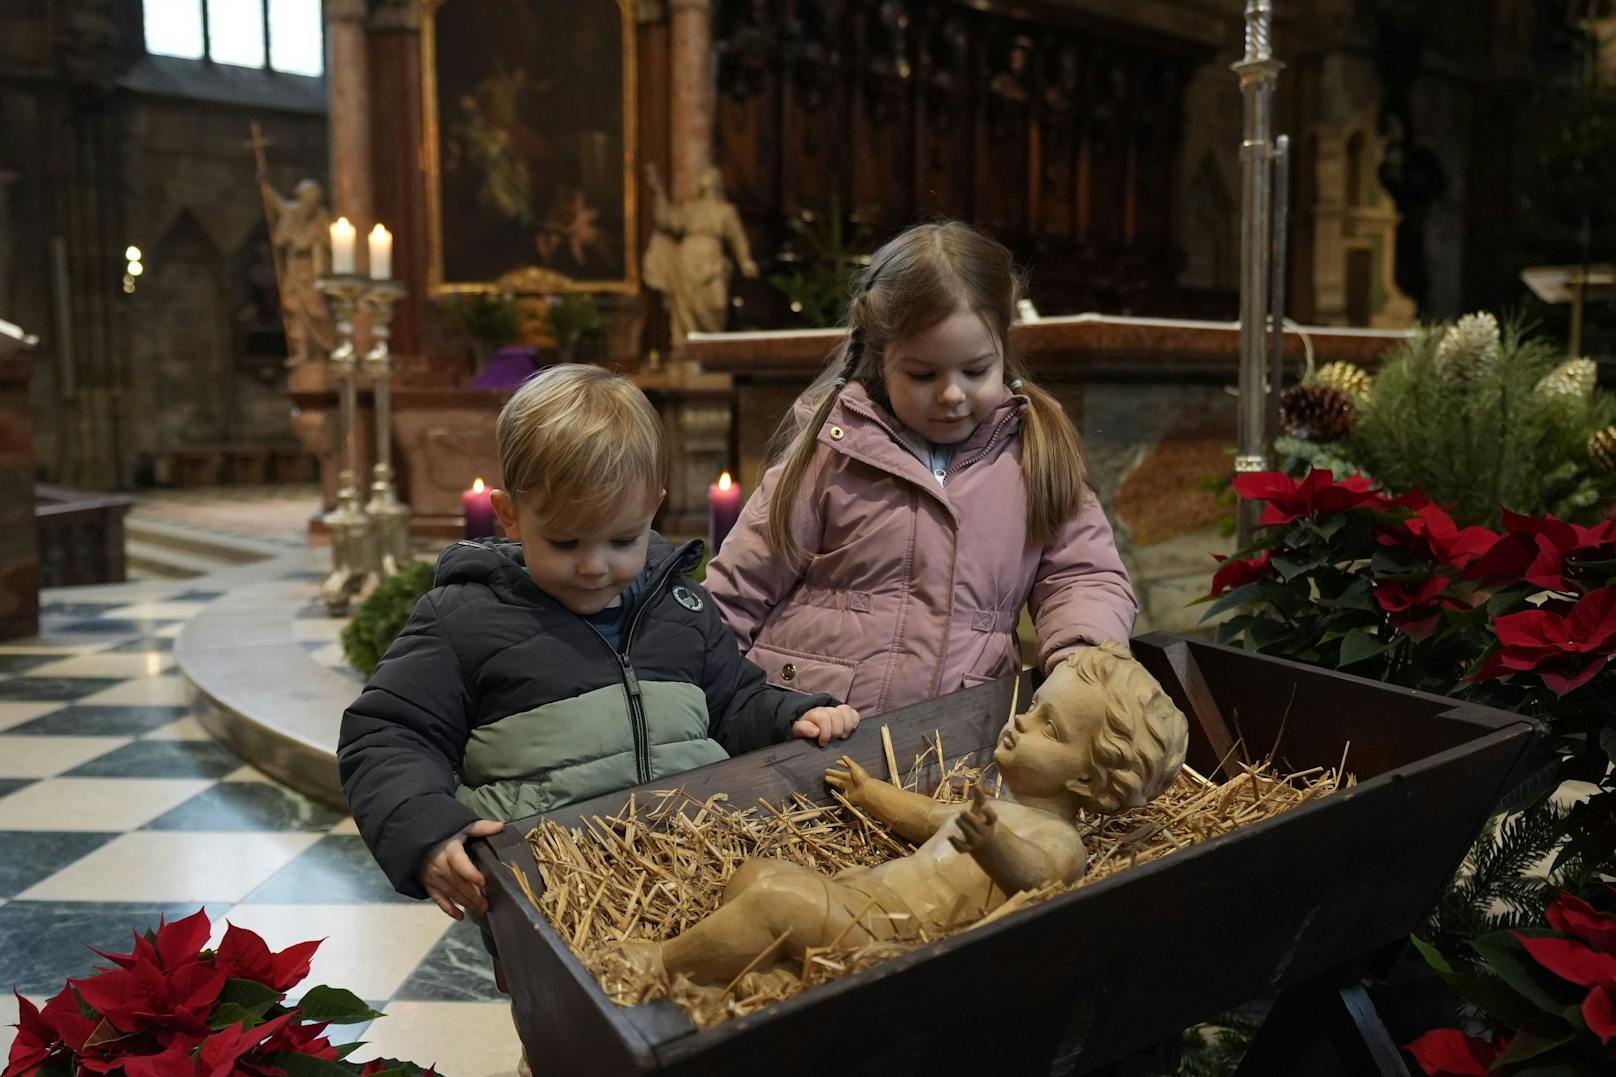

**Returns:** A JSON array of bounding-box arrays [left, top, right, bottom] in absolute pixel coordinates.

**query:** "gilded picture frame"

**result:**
[[422, 0, 638, 295]]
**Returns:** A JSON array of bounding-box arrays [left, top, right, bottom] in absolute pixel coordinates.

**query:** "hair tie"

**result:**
[[1009, 378, 1024, 391], [833, 377, 847, 389]]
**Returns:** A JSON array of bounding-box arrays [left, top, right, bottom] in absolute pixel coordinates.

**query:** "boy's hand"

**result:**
[[792, 704, 860, 746], [419, 819, 505, 920]]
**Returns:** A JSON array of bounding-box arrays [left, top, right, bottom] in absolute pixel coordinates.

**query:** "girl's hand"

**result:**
[[418, 819, 504, 920], [792, 704, 861, 746]]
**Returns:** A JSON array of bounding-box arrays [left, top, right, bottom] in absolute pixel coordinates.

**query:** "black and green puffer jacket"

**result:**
[[338, 534, 834, 898]]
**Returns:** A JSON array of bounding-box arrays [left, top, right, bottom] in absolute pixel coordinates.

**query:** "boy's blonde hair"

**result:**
[[496, 364, 668, 527]]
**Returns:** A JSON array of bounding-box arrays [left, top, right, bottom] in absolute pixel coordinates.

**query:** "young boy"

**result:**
[[338, 364, 860, 923]]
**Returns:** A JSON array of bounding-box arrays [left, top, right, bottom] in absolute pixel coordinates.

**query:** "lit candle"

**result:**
[[463, 477, 496, 539], [329, 216, 356, 275], [708, 471, 743, 553], [368, 223, 393, 280]]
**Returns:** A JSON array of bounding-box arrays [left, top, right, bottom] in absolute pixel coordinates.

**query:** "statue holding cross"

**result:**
[[247, 122, 335, 367]]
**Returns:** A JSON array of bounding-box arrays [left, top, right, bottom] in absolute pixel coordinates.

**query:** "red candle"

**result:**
[[463, 477, 496, 539], [708, 471, 743, 553]]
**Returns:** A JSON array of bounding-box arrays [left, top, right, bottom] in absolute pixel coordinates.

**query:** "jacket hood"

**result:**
[[433, 532, 698, 604]]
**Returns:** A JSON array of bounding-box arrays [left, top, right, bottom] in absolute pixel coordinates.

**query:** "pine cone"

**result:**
[[1591, 426, 1616, 476], [1537, 357, 1599, 401], [1434, 312, 1501, 379], [1315, 361, 1373, 401], [1280, 384, 1358, 443]]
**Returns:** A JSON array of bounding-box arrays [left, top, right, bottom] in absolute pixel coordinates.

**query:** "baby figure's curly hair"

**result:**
[[1062, 641, 1189, 814]]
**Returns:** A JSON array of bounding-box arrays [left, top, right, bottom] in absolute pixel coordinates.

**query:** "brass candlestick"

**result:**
[[317, 274, 378, 615], [361, 281, 410, 576]]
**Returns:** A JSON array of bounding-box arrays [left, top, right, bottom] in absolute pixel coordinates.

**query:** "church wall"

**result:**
[[119, 94, 327, 474]]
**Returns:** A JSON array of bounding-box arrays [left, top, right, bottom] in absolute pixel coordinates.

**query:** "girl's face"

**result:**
[[880, 305, 1006, 445]]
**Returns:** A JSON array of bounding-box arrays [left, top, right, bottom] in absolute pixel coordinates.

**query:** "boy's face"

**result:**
[[993, 660, 1106, 805], [492, 486, 663, 615]]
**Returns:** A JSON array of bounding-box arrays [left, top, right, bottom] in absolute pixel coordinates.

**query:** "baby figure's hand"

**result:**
[[418, 818, 504, 920], [824, 754, 875, 807], [793, 704, 861, 746], [949, 786, 1000, 855]]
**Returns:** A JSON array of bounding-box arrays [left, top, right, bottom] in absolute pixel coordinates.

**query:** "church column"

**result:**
[[368, 0, 426, 362], [325, 0, 374, 259], [669, 0, 713, 200]]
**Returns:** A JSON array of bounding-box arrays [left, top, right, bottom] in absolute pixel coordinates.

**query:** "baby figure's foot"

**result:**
[[613, 939, 666, 980]]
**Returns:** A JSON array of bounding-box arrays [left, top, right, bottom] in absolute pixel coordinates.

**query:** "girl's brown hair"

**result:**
[[765, 221, 1088, 563]]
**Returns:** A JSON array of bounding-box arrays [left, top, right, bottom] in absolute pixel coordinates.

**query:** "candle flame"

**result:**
[[472, 477, 485, 493], [718, 471, 733, 491]]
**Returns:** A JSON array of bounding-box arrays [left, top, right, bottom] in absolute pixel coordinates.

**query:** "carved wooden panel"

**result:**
[[711, 0, 1206, 320]]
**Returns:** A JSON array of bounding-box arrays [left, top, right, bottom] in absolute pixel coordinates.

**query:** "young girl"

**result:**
[[706, 221, 1136, 717]]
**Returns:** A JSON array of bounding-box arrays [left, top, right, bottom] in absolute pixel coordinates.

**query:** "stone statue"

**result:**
[[618, 642, 1189, 985], [642, 165, 759, 348], [257, 172, 336, 366]]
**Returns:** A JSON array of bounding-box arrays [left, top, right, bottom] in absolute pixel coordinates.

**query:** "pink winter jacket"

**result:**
[[707, 381, 1137, 717]]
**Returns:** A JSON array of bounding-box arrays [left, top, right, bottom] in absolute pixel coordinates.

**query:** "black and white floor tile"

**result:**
[[1, 568, 518, 1075]]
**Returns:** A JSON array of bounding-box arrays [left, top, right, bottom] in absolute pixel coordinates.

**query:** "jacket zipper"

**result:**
[[577, 543, 700, 785]]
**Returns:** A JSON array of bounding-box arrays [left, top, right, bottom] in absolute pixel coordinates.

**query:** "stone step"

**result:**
[[124, 515, 285, 565], [124, 539, 212, 580]]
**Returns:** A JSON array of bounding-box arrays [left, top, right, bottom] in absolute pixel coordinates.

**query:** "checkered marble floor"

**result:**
[[0, 578, 522, 1075]]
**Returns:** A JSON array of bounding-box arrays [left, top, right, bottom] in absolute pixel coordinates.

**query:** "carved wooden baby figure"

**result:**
[[618, 641, 1189, 985]]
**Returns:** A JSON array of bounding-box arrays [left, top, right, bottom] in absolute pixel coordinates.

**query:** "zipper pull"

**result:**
[[620, 654, 642, 699]]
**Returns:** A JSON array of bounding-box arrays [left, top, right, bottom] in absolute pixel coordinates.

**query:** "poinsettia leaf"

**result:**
[[1600, 727, 1616, 766], [265, 1053, 354, 1077], [294, 985, 385, 1025], [1505, 1061, 1613, 1077], [1491, 1028, 1578, 1067], [1271, 555, 1323, 582], [1495, 760, 1563, 816], [1410, 938, 1569, 1037], [1246, 618, 1294, 653], [1302, 514, 1348, 540], [1202, 584, 1263, 620], [218, 977, 283, 1017], [330, 1041, 364, 1060], [1411, 936, 1455, 977], [210, 1002, 268, 1031], [1322, 576, 1376, 611], [1469, 934, 1583, 1017], [1338, 630, 1394, 668]]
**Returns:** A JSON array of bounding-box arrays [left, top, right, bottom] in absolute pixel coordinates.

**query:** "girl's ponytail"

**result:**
[[764, 337, 861, 565], [1016, 378, 1088, 544]]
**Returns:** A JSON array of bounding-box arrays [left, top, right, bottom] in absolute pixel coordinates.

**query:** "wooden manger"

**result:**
[[474, 633, 1541, 1076]]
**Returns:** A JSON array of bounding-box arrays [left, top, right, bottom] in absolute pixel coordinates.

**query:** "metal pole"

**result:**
[[1233, 0, 1284, 547], [1266, 134, 1291, 448]]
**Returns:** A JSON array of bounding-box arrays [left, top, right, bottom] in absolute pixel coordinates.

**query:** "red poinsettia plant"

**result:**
[[1206, 469, 1616, 873], [5, 909, 434, 1077], [1407, 889, 1616, 1076]]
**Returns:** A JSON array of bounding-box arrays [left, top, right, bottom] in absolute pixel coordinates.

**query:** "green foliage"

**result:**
[[340, 562, 435, 678], [544, 293, 606, 345], [1341, 323, 1616, 526], [1421, 801, 1572, 955], [767, 201, 872, 328], [435, 292, 524, 348], [1176, 1012, 1260, 1077]]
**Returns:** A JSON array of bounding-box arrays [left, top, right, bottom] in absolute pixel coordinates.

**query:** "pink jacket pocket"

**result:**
[[748, 643, 858, 702]]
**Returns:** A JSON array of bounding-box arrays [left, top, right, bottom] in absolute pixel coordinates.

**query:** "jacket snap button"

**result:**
[[781, 663, 797, 681], [829, 425, 844, 440]]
